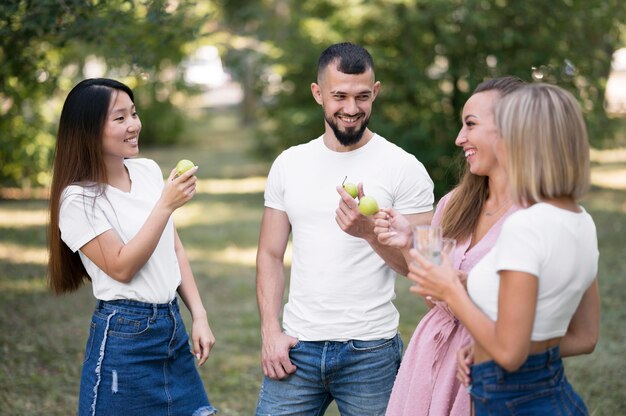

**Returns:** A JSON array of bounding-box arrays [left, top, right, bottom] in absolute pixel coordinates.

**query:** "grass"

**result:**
[[1, 107, 625, 415]]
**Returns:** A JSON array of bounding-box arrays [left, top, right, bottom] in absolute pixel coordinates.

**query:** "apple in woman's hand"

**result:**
[[175, 159, 195, 177]]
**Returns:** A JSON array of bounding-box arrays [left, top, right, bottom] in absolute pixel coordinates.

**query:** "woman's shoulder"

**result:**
[[125, 157, 160, 170], [61, 182, 99, 199], [125, 158, 163, 178], [501, 203, 556, 233], [435, 190, 455, 210]]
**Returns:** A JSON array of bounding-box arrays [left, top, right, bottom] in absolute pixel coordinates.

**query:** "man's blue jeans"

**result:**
[[255, 334, 403, 416]]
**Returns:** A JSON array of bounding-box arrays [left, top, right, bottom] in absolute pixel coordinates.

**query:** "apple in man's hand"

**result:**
[[341, 176, 358, 199], [358, 195, 379, 216]]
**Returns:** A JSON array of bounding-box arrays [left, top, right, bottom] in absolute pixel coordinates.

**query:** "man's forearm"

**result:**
[[256, 257, 287, 337], [369, 239, 409, 275]]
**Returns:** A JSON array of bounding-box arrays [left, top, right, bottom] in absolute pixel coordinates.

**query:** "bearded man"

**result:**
[[255, 42, 434, 416]]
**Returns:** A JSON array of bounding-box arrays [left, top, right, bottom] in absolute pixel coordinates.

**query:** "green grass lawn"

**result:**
[[1, 108, 625, 415]]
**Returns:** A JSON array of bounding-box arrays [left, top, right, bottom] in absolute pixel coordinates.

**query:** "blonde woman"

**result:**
[[410, 83, 600, 415]]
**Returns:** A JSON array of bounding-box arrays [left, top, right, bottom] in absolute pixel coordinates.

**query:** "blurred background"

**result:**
[[1, 1, 625, 415]]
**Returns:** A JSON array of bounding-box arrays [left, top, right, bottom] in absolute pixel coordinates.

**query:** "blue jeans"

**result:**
[[255, 334, 403, 416], [469, 345, 588, 416], [78, 298, 218, 416]]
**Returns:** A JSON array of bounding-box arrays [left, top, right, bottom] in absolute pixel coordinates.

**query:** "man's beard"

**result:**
[[325, 112, 370, 147]]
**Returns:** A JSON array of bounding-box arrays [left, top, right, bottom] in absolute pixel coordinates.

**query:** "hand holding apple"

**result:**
[[341, 176, 358, 199], [175, 159, 196, 177], [358, 195, 379, 216], [161, 159, 198, 212]]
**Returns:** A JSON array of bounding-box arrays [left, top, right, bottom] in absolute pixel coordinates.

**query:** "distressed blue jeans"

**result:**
[[78, 298, 217, 416], [469, 345, 588, 415], [255, 334, 403, 416]]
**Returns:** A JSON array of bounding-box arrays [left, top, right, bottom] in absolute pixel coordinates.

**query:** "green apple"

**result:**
[[341, 176, 358, 198], [175, 159, 195, 177], [343, 182, 358, 198], [358, 195, 379, 216]]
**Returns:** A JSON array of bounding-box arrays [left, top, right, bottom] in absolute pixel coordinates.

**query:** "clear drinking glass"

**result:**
[[413, 228, 457, 301], [441, 237, 457, 263], [413, 225, 443, 264]]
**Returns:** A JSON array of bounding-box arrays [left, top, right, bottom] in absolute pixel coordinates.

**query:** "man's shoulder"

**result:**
[[371, 134, 421, 164], [276, 137, 323, 160], [371, 134, 410, 154]]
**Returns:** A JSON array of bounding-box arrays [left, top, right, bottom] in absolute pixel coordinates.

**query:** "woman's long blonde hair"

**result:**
[[441, 76, 525, 241]]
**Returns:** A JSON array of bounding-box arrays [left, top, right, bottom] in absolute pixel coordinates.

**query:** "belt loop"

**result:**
[[151, 303, 158, 322], [496, 365, 505, 384], [96, 299, 102, 310], [548, 344, 560, 363]]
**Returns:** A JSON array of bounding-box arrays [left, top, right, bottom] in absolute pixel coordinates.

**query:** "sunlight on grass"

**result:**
[[186, 243, 292, 267], [0, 276, 48, 292], [590, 147, 626, 163], [0, 243, 48, 264], [173, 200, 262, 227], [591, 166, 626, 191], [196, 176, 266, 195], [0, 208, 47, 227]]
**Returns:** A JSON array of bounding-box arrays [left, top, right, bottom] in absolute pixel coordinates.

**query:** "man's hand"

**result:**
[[335, 183, 376, 241], [261, 331, 299, 380]]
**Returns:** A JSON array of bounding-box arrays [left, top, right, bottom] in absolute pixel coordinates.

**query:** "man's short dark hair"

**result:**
[[317, 42, 375, 78]]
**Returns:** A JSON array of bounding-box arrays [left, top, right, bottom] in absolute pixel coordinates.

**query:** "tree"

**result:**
[[251, 0, 626, 195], [0, 0, 206, 188]]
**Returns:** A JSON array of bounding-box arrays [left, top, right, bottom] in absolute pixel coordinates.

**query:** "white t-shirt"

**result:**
[[467, 203, 598, 341], [59, 158, 181, 304], [265, 134, 434, 341]]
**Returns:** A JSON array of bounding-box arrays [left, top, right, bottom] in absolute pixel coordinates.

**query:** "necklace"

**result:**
[[484, 200, 511, 217]]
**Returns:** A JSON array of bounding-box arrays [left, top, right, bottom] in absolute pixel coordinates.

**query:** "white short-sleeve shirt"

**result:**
[[59, 158, 181, 304], [265, 134, 434, 341]]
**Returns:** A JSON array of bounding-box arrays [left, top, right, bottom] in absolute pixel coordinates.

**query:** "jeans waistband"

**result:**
[[96, 297, 179, 317], [471, 345, 562, 377]]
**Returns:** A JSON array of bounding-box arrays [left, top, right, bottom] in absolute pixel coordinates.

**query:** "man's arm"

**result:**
[[335, 185, 432, 276], [256, 207, 299, 379]]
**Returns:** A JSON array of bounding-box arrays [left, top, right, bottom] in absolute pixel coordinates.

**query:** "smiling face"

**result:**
[[455, 90, 503, 177], [311, 62, 380, 148], [101, 90, 141, 163]]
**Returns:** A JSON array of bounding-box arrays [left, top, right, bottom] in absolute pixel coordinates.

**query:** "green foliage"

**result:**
[[0, 0, 206, 188], [251, 0, 626, 196], [133, 83, 186, 146]]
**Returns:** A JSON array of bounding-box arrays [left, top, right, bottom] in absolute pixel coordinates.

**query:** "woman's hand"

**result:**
[[191, 315, 215, 366], [159, 167, 198, 212], [456, 343, 474, 387], [407, 248, 462, 302], [373, 208, 413, 249]]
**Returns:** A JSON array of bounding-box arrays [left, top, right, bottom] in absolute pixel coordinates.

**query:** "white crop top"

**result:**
[[467, 203, 598, 341]]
